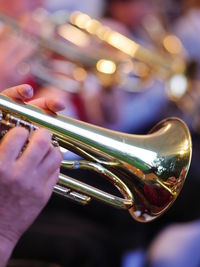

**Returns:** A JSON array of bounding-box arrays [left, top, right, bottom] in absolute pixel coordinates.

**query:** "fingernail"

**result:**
[[56, 99, 66, 109], [23, 84, 33, 98]]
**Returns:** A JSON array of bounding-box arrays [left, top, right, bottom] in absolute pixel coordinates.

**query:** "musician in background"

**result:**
[[0, 0, 80, 122], [0, 84, 66, 267], [101, 0, 169, 133], [0, 0, 42, 89]]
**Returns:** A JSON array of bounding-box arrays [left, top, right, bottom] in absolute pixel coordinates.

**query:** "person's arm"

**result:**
[[0, 84, 65, 267]]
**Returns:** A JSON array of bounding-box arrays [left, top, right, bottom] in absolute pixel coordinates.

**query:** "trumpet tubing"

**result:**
[[0, 95, 192, 222]]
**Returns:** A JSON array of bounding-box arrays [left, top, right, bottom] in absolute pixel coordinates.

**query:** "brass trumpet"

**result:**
[[0, 12, 124, 90], [0, 94, 192, 222]]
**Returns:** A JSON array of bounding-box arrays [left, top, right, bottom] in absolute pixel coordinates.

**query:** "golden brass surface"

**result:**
[[0, 95, 192, 222]]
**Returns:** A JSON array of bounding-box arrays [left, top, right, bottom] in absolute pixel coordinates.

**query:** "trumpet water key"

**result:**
[[0, 95, 192, 222]]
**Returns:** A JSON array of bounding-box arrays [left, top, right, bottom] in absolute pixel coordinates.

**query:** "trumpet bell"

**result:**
[[128, 118, 192, 222], [0, 95, 192, 222]]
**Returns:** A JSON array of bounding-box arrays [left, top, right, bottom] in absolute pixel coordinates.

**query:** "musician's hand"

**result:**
[[0, 127, 62, 267], [0, 84, 65, 266], [2, 84, 66, 112]]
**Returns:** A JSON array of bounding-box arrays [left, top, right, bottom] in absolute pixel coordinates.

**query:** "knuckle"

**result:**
[[11, 166, 27, 187], [33, 132, 51, 151], [36, 128, 51, 139]]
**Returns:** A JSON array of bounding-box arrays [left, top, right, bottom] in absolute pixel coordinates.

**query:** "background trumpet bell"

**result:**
[[0, 95, 192, 222]]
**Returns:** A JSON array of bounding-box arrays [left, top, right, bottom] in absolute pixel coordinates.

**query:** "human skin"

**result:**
[[0, 84, 65, 267], [0, 0, 44, 90]]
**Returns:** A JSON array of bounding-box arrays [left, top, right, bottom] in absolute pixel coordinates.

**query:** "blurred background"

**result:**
[[1, 0, 200, 266]]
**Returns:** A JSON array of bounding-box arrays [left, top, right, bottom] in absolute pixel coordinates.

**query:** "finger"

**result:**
[[43, 168, 60, 200], [46, 168, 60, 189], [19, 128, 52, 168], [0, 127, 29, 161], [38, 145, 62, 179], [29, 97, 66, 113], [2, 84, 33, 100]]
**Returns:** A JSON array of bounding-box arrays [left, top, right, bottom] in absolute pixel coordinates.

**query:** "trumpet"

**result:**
[[0, 11, 124, 90], [66, 11, 186, 86], [0, 94, 192, 222]]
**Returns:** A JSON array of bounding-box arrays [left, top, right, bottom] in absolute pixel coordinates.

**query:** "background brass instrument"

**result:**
[[0, 94, 192, 222], [141, 13, 200, 133], [0, 11, 126, 91], [0, 9, 184, 92], [0, 10, 190, 97], [62, 10, 200, 133], [58, 11, 186, 90]]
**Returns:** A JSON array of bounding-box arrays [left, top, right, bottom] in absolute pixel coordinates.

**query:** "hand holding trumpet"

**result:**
[[0, 84, 66, 267]]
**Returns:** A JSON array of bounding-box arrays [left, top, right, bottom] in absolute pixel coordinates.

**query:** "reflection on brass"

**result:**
[[0, 95, 192, 222]]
